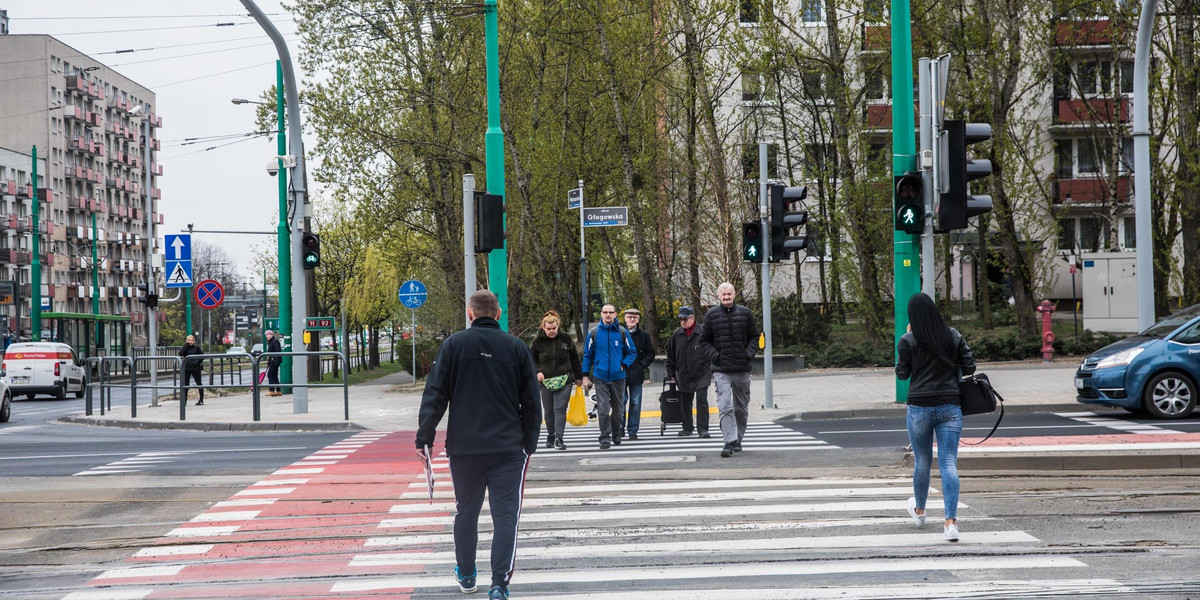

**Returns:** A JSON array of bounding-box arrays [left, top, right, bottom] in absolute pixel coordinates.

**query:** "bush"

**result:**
[[771, 294, 831, 348], [800, 340, 894, 368], [1054, 329, 1125, 357], [394, 337, 443, 379], [961, 330, 1042, 362]]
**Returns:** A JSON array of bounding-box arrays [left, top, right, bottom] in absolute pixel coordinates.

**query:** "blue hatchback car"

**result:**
[[1075, 303, 1200, 419]]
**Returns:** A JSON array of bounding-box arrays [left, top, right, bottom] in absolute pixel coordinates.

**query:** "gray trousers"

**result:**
[[593, 378, 625, 442], [713, 372, 751, 444], [539, 384, 572, 441]]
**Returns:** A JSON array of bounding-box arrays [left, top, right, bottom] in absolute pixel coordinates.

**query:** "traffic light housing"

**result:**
[[894, 171, 924, 234], [742, 221, 763, 262], [768, 184, 812, 262], [146, 292, 158, 309], [937, 119, 994, 231], [302, 232, 320, 269], [136, 283, 149, 305], [474, 190, 505, 253]]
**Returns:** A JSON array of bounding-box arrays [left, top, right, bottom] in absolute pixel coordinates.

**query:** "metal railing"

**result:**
[[84, 350, 349, 422]]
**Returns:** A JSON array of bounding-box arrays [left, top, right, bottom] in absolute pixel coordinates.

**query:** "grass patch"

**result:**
[[320, 358, 411, 386]]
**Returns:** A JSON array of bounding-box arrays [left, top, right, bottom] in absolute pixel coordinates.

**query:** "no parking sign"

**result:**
[[195, 280, 225, 309]]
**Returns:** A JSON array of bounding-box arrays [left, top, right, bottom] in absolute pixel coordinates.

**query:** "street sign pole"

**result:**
[[572, 180, 587, 337], [398, 280, 428, 383], [411, 308, 417, 384], [484, 0, 508, 331]]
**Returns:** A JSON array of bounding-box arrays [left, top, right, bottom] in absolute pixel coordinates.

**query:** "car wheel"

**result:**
[[1142, 371, 1197, 419], [0, 393, 10, 422], [55, 382, 65, 401], [74, 384, 85, 399]]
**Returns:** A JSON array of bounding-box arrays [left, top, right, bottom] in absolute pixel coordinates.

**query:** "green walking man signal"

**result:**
[[742, 221, 762, 262], [894, 172, 924, 234]]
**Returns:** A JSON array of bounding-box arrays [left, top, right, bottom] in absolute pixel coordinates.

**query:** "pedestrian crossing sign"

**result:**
[[165, 259, 193, 288]]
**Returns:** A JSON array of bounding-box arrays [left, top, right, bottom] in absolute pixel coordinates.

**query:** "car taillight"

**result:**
[[55, 362, 61, 376]]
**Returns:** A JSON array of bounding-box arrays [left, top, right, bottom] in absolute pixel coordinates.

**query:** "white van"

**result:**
[[2, 342, 86, 400]]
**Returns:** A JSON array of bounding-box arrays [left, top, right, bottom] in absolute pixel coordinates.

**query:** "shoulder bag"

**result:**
[[959, 372, 1006, 445]]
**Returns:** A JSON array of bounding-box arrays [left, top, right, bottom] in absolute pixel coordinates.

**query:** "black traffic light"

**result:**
[[146, 292, 158, 309], [136, 283, 149, 305], [302, 232, 320, 269], [937, 119, 994, 231], [474, 190, 505, 253], [768, 184, 812, 262], [894, 171, 924, 234], [742, 221, 763, 262]]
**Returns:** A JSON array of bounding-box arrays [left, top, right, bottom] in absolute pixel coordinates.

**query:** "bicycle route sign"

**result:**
[[398, 279, 427, 309], [194, 279, 225, 310]]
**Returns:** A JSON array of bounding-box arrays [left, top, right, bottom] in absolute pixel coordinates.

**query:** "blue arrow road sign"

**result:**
[[164, 234, 191, 261], [398, 279, 427, 309]]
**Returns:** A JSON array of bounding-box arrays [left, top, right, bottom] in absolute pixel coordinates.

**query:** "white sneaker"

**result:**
[[906, 497, 926, 528], [944, 523, 959, 541]]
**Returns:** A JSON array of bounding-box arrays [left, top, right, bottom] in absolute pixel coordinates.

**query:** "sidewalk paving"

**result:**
[[63, 360, 1090, 432]]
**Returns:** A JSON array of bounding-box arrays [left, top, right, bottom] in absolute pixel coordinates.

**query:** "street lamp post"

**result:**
[[129, 104, 158, 398]]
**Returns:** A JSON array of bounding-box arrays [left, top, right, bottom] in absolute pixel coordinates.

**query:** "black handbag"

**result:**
[[959, 373, 1005, 445]]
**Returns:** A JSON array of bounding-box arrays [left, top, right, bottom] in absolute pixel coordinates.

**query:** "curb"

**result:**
[[902, 451, 1200, 471], [794, 403, 1121, 421], [57, 415, 366, 432]]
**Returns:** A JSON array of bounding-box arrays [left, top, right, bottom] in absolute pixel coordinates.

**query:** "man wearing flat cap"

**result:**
[[665, 306, 713, 437], [621, 308, 655, 441]]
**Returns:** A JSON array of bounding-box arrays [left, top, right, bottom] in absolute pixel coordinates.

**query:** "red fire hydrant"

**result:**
[[1037, 300, 1056, 362]]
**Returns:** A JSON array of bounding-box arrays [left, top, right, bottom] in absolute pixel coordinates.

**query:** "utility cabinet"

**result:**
[[1081, 252, 1139, 333]]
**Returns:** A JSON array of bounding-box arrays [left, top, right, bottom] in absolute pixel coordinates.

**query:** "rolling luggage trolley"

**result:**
[[658, 380, 683, 435]]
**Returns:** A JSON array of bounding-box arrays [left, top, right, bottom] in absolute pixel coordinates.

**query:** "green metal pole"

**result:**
[[92, 211, 99, 346], [277, 61, 294, 385], [891, 0, 918, 403], [31, 146, 41, 341], [483, 0, 508, 331], [186, 293, 192, 337]]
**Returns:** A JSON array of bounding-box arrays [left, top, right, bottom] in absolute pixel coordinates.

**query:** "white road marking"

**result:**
[[189, 510, 260, 522], [93, 564, 185, 579], [165, 525, 239, 538], [520, 579, 1136, 600], [132, 544, 213, 558], [62, 589, 155, 600]]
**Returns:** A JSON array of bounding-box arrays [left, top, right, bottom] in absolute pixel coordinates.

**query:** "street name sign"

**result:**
[[583, 206, 628, 227], [568, 187, 582, 209]]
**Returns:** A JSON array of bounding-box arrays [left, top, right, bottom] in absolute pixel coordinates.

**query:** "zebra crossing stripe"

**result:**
[[350, 530, 1037, 566], [330, 556, 1089, 592], [389, 485, 930, 513], [1055, 411, 1181, 435], [514, 579, 1136, 600]]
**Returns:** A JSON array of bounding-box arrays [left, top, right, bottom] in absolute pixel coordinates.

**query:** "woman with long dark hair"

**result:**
[[896, 293, 976, 541]]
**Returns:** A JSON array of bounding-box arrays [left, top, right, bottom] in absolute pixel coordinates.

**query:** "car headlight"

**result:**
[[1095, 347, 1145, 369]]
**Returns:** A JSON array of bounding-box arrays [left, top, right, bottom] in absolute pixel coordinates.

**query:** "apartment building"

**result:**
[[0, 25, 164, 347]]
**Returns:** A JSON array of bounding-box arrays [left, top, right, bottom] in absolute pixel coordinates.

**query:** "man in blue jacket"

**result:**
[[582, 303, 637, 449], [416, 290, 541, 600]]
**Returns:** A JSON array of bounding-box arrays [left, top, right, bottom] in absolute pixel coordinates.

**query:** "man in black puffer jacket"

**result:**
[[699, 282, 758, 458]]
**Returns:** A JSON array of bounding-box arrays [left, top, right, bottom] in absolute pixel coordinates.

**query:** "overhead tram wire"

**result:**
[[11, 13, 290, 20], [159, 133, 273, 161], [152, 61, 278, 89], [109, 39, 301, 68], [31, 18, 295, 37], [0, 34, 299, 67]]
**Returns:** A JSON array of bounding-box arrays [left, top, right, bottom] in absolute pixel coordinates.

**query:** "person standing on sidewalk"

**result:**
[[529, 310, 582, 450], [581, 304, 636, 449], [665, 306, 713, 437], [415, 290, 541, 600], [699, 282, 758, 458], [265, 330, 283, 396], [621, 308, 655, 441], [178, 335, 204, 406], [895, 292, 976, 542]]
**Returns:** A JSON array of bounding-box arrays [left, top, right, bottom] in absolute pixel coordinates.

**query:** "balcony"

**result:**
[[63, 75, 88, 94], [151, 163, 163, 176], [861, 24, 889, 51], [13, 251, 31, 265], [109, 97, 129, 112], [2, 180, 15, 196], [66, 165, 86, 180], [1056, 19, 1123, 47], [1054, 97, 1130, 124], [864, 103, 893, 129], [1054, 175, 1131, 204], [64, 105, 85, 121], [7, 215, 30, 232], [152, 188, 161, 200]]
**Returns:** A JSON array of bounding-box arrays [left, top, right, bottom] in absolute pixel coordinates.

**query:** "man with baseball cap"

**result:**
[[621, 308, 655, 441], [665, 306, 713, 437]]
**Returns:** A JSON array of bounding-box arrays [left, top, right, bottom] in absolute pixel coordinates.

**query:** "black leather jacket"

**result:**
[[179, 343, 203, 373], [895, 328, 976, 402]]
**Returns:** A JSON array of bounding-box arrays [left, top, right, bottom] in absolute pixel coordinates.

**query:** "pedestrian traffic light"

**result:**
[[302, 232, 320, 269], [474, 190, 505, 253], [146, 292, 158, 309], [136, 283, 149, 305], [767, 184, 812, 262], [894, 172, 924, 234], [742, 221, 763, 262], [937, 119, 994, 231]]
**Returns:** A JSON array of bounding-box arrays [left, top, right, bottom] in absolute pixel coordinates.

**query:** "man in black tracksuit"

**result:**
[[416, 290, 541, 600]]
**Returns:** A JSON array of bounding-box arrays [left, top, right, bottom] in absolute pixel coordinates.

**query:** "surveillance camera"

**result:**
[[266, 159, 280, 176]]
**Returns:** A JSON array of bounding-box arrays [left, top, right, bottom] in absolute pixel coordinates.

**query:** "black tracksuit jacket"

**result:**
[[416, 317, 542, 456]]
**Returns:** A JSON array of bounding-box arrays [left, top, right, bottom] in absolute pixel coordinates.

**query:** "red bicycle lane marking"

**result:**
[[73, 431, 450, 600]]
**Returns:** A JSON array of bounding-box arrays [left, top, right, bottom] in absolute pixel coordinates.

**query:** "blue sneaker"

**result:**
[[454, 566, 477, 593], [488, 585, 509, 599]]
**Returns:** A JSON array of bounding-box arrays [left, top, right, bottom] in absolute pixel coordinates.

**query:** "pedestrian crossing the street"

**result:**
[[545, 420, 836, 456], [63, 431, 1121, 599]]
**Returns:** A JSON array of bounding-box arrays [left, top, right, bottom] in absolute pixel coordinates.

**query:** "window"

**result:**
[[742, 143, 779, 178], [1077, 138, 1110, 174], [799, 68, 825, 101], [1057, 218, 1076, 250], [804, 144, 834, 179], [863, 60, 890, 100], [1077, 217, 1109, 252], [741, 67, 775, 103], [1055, 140, 1073, 179], [1172, 321, 1200, 344], [864, 0, 887, 21], [1122, 216, 1136, 249], [739, 0, 759, 23], [800, 0, 821, 22], [1120, 61, 1134, 94], [1076, 61, 1097, 95]]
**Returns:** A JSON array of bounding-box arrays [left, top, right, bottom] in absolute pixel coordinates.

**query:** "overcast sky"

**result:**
[[5, 0, 312, 287]]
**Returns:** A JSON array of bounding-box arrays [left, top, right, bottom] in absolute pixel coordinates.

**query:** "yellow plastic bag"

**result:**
[[566, 385, 588, 427]]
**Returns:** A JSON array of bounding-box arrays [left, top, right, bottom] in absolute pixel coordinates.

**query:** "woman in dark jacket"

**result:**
[[895, 293, 976, 542], [178, 335, 205, 405], [529, 310, 582, 450], [265, 330, 283, 396]]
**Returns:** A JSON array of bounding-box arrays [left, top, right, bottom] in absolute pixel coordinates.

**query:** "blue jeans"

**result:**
[[906, 403, 962, 520], [625, 381, 643, 435]]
